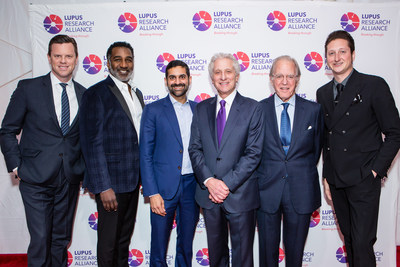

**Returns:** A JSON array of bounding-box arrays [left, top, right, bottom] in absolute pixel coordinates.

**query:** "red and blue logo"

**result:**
[[304, 52, 323, 72], [309, 210, 320, 228], [340, 12, 360, 32], [194, 93, 211, 103], [83, 54, 102, 75], [156, 53, 175, 73], [234, 51, 250, 72], [267, 11, 286, 31], [336, 246, 347, 263], [128, 249, 144, 266], [67, 251, 73, 266], [193, 11, 212, 31], [43, 14, 63, 34], [279, 248, 285, 263], [118, 13, 138, 33], [196, 248, 209, 266], [88, 212, 98, 230]]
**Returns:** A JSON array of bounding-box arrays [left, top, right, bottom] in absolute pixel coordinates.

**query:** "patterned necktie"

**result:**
[[60, 83, 70, 135], [280, 103, 291, 154], [334, 83, 344, 106], [216, 100, 226, 147]]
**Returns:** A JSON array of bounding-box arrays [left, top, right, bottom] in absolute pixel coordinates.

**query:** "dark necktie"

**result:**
[[280, 103, 291, 154], [216, 100, 226, 147], [334, 83, 344, 106], [60, 83, 70, 135]]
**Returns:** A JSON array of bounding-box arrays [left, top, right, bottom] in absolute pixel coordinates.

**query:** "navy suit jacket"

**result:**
[[0, 73, 85, 185], [140, 95, 196, 199], [189, 92, 264, 213], [80, 76, 144, 194], [257, 94, 323, 214], [317, 69, 400, 188]]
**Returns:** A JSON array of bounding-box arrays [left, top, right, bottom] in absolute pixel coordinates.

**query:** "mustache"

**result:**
[[171, 83, 186, 88]]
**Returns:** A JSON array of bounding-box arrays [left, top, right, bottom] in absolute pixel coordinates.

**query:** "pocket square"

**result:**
[[307, 125, 312, 130], [352, 94, 362, 104]]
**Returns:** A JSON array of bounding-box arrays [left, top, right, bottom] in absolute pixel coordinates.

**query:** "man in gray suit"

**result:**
[[189, 53, 264, 267]]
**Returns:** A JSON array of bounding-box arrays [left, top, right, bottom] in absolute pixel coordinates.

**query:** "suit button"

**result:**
[[216, 158, 221, 161], [59, 153, 63, 157], [179, 149, 183, 153], [329, 131, 332, 135], [325, 113, 329, 117], [346, 112, 350, 116], [342, 130, 346, 134], [178, 166, 181, 170], [327, 147, 330, 151], [344, 148, 347, 152], [282, 176, 286, 179]]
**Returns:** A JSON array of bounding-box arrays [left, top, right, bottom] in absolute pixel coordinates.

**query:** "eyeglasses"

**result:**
[[272, 74, 298, 82]]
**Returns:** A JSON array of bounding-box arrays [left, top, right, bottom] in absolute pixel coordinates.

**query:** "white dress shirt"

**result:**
[[274, 93, 295, 134]]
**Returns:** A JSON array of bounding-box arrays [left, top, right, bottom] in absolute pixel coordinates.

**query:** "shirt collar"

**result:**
[[169, 94, 189, 106], [333, 68, 354, 87], [50, 72, 72, 87], [217, 90, 237, 106], [274, 93, 296, 107], [109, 74, 136, 92]]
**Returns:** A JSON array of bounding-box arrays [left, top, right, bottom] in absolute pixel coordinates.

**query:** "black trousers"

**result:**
[[329, 173, 381, 267], [95, 185, 140, 267]]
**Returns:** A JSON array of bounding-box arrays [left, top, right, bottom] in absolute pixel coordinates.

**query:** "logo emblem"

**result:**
[[128, 249, 144, 266], [88, 212, 98, 230], [336, 246, 347, 263], [196, 248, 209, 266], [83, 55, 102, 75], [43, 14, 63, 34], [194, 93, 211, 103], [234, 52, 250, 72], [156, 53, 175, 73], [279, 248, 285, 263], [193, 11, 212, 31], [309, 210, 320, 227], [267, 11, 286, 31], [67, 251, 73, 266], [118, 13, 138, 33], [340, 12, 360, 32], [304, 52, 323, 72]]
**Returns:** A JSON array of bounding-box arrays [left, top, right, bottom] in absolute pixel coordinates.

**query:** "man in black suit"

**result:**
[[80, 41, 144, 267], [317, 30, 400, 267], [257, 55, 323, 267], [0, 35, 85, 266], [189, 53, 264, 267]]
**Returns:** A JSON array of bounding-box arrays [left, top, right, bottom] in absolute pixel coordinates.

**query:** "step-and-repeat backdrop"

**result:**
[[5, 1, 400, 266]]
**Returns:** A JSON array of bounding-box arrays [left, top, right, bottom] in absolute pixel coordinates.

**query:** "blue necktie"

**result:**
[[280, 103, 291, 154], [216, 100, 226, 147], [60, 83, 70, 135]]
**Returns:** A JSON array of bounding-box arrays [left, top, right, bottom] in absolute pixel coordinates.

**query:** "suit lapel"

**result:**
[[163, 96, 182, 146], [106, 76, 134, 126], [265, 96, 284, 154], [68, 81, 85, 131], [289, 95, 306, 156], [331, 70, 360, 127], [42, 74, 62, 133], [207, 97, 218, 150]]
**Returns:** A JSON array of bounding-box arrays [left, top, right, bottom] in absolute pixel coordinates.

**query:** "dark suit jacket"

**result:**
[[257, 95, 323, 214], [317, 69, 400, 188], [80, 76, 144, 194], [140, 95, 196, 199], [0, 73, 85, 185], [189, 92, 264, 213]]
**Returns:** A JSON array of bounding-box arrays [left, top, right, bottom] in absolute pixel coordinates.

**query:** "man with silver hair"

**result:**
[[189, 53, 264, 267], [257, 55, 323, 266]]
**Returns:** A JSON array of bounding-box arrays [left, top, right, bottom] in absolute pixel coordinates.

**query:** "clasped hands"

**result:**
[[205, 177, 230, 203]]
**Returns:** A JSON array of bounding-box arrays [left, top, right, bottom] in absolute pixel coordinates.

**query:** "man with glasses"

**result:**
[[257, 55, 323, 267]]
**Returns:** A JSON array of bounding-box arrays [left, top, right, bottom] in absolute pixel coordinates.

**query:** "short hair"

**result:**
[[165, 60, 190, 79], [269, 55, 301, 78], [106, 41, 134, 61], [48, 34, 78, 57], [208, 53, 240, 77], [324, 30, 355, 56]]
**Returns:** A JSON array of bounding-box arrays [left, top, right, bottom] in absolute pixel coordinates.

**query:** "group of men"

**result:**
[[0, 29, 399, 267]]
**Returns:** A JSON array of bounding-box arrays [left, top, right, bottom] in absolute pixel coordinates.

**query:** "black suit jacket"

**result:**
[[189, 92, 264, 213], [317, 69, 400, 188], [80, 76, 144, 194], [0, 73, 86, 185]]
